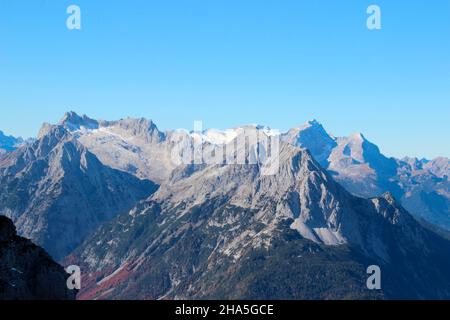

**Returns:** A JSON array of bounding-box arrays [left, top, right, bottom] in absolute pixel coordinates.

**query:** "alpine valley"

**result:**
[[1, 112, 449, 300]]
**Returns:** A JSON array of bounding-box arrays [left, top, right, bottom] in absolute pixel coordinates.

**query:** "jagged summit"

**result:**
[[101, 116, 164, 141], [308, 118, 321, 125], [304, 119, 323, 128], [349, 132, 367, 141], [287, 119, 327, 133], [59, 111, 99, 131], [58, 112, 165, 144], [283, 119, 337, 166]]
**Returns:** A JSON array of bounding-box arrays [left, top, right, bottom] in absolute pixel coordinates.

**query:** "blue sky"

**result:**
[[0, 0, 449, 158]]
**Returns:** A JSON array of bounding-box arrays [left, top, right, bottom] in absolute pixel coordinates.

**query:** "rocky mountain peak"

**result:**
[[118, 117, 161, 138], [349, 132, 366, 141], [93, 116, 165, 145], [30, 124, 76, 162], [282, 120, 337, 167], [59, 111, 99, 131], [306, 119, 323, 128]]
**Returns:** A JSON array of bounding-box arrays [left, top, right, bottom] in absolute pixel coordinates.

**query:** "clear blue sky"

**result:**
[[0, 0, 449, 159]]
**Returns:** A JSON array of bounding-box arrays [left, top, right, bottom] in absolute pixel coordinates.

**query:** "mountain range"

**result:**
[[283, 120, 450, 230], [0, 124, 158, 260], [44, 112, 449, 231], [1, 111, 449, 300], [68, 138, 450, 299]]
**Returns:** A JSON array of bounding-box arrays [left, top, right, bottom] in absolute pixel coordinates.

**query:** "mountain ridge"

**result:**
[[41, 112, 449, 230], [0, 123, 159, 260]]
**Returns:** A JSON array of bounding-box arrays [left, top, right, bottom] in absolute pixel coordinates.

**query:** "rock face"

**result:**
[[0, 124, 158, 260], [283, 120, 337, 166], [0, 216, 76, 300], [69, 138, 450, 300], [283, 120, 450, 230]]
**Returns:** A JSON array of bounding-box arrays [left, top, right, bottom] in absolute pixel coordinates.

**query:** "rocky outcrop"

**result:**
[[0, 216, 76, 300]]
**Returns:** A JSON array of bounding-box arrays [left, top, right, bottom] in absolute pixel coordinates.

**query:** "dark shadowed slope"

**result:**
[[0, 216, 76, 300]]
